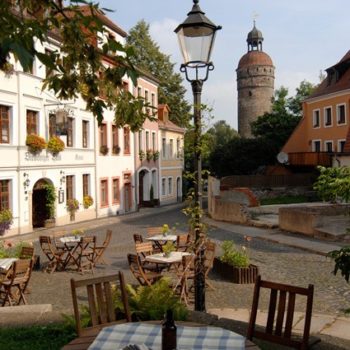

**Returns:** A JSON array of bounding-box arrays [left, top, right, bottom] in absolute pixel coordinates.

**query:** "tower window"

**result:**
[[249, 91, 253, 97]]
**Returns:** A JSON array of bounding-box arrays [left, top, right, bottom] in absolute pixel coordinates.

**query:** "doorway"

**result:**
[[177, 177, 182, 202], [32, 179, 52, 228], [138, 170, 145, 206], [124, 183, 132, 212]]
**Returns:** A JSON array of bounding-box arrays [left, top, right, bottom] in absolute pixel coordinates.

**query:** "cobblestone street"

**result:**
[[26, 206, 350, 318]]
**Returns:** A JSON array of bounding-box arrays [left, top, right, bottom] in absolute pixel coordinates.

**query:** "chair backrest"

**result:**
[[176, 234, 190, 252], [70, 271, 131, 337], [39, 236, 56, 258], [133, 233, 144, 244], [204, 240, 216, 273], [102, 229, 112, 248], [9, 259, 33, 285], [127, 253, 152, 286], [19, 246, 34, 260], [135, 242, 153, 258], [247, 275, 314, 349], [146, 226, 163, 237]]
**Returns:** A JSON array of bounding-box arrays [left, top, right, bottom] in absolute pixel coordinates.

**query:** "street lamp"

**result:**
[[175, 0, 221, 312]]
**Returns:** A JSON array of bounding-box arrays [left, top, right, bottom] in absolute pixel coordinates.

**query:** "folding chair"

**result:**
[[175, 255, 195, 306], [39, 235, 66, 273], [146, 227, 163, 253], [204, 240, 216, 290], [0, 259, 33, 306], [19, 246, 34, 260], [135, 241, 162, 272], [176, 233, 190, 252], [133, 233, 144, 244], [74, 236, 96, 273], [127, 253, 162, 286], [247, 275, 320, 349], [68, 271, 131, 342], [94, 229, 112, 265]]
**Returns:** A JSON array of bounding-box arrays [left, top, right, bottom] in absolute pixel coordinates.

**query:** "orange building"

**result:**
[[281, 50, 350, 168]]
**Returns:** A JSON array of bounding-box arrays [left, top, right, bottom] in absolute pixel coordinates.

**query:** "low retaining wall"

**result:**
[[279, 204, 350, 236], [210, 197, 249, 224]]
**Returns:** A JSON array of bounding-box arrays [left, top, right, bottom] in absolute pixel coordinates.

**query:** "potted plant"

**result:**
[[66, 198, 79, 221], [112, 145, 121, 155], [146, 149, 153, 161], [153, 150, 160, 161], [83, 195, 94, 209], [0, 209, 13, 236], [213, 240, 258, 284], [72, 229, 84, 238], [162, 224, 170, 237], [162, 241, 176, 258], [139, 150, 145, 161], [42, 183, 56, 228], [47, 136, 65, 155], [25, 134, 47, 154], [100, 145, 109, 155]]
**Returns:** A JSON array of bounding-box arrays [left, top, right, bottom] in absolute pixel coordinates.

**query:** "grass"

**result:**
[[0, 323, 75, 350], [260, 195, 319, 206]]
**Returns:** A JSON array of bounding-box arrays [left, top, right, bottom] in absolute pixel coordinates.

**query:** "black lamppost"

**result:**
[[175, 0, 221, 312]]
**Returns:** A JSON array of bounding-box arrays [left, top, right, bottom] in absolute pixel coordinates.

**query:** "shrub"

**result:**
[[47, 136, 65, 155], [220, 240, 250, 268], [0, 209, 13, 236], [26, 134, 46, 153], [146, 149, 153, 161], [153, 150, 160, 161], [139, 150, 145, 161], [66, 199, 79, 214], [328, 247, 350, 282], [121, 278, 188, 321], [112, 145, 121, 155], [42, 184, 56, 219], [100, 145, 109, 155], [83, 195, 93, 209]]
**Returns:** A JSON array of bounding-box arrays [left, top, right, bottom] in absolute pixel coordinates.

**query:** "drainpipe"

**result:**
[[16, 71, 22, 235], [93, 118, 98, 219], [134, 130, 139, 212]]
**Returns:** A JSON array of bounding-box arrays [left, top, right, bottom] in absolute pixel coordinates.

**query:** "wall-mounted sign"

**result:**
[[58, 190, 65, 204]]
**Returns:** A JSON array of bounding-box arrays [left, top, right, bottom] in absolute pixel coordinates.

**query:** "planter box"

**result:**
[[213, 257, 258, 284]]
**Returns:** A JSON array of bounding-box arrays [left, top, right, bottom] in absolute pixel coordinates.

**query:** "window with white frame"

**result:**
[[146, 131, 150, 150], [161, 178, 166, 196], [312, 140, 321, 152], [338, 139, 346, 153], [312, 110, 320, 128], [151, 93, 155, 107], [138, 131, 143, 152], [337, 104, 346, 125], [324, 141, 333, 153], [162, 138, 166, 158], [152, 132, 156, 151], [168, 177, 173, 195], [0, 179, 11, 210], [0, 105, 11, 144], [138, 87, 142, 98], [176, 138, 180, 158], [169, 139, 174, 158], [324, 107, 332, 127]]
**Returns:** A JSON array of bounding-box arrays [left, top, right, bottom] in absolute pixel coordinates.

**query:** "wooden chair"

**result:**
[[127, 253, 162, 286], [133, 233, 144, 244], [74, 236, 96, 273], [94, 230, 112, 266], [19, 246, 34, 260], [135, 241, 162, 273], [176, 233, 190, 252], [247, 275, 320, 350], [69, 272, 131, 341], [146, 226, 163, 237], [204, 240, 216, 290], [0, 259, 33, 306], [39, 235, 66, 273], [175, 255, 195, 306]]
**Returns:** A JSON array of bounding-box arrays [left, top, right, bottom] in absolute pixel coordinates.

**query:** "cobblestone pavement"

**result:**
[[25, 206, 350, 319]]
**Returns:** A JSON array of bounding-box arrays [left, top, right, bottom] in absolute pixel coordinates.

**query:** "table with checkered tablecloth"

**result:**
[[88, 322, 245, 350]]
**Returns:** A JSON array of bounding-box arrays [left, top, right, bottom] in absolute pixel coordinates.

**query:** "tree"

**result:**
[[251, 81, 316, 150], [209, 138, 277, 177], [206, 120, 238, 149], [126, 20, 191, 127], [0, 0, 149, 129]]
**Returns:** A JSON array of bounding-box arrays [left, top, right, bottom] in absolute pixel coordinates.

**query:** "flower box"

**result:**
[[213, 257, 258, 284]]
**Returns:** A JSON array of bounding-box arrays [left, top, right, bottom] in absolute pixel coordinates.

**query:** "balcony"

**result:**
[[287, 152, 332, 167]]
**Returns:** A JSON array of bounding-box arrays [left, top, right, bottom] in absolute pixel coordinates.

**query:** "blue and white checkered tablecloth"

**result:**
[[88, 323, 245, 350]]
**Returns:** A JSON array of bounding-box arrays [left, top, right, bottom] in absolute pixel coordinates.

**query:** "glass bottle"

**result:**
[[161, 309, 177, 350]]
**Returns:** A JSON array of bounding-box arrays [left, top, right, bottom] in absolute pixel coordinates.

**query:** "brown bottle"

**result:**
[[161, 309, 177, 350]]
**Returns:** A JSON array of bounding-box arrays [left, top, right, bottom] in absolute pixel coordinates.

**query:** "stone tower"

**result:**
[[236, 23, 275, 138]]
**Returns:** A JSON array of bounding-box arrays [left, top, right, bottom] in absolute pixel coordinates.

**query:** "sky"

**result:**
[[99, 0, 350, 130]]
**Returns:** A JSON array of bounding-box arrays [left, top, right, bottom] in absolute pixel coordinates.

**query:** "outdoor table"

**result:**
[[59, 236, 82, 270], [146, 234, 177, 251], [145, 251, 191, 265], [87, 322, 247, 349], [0, 258, 17, 271]]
